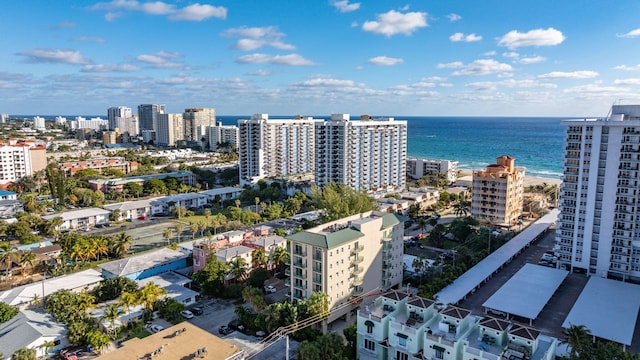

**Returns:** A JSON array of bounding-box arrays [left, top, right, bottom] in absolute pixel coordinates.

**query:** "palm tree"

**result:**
[[0, 242, 18, 281], [212, 214, 226, 235], [46, 216, 64, 240], [119, 291, 139, 325], [163, 227, 172, 245], [19, 251, 37, 278], [175, 223, 184, 242], [229, 256, 248, 282], [138, 282, 167, 312], [110, 232, 133, 258], [203, 208, 212, 227], [252, 248, 268, 269], [197, 220, 207, 237], [454, 200, 470, 217], [412, 257, 425, 285], [561, 323, 593, 358], [38, 340, 56, 357], [190, 222, 199, 239], [94, 236, 109, 260], [77, 292, 96, 315], [101, 304, 124, 339], [242, 286, 266, 312], [272, 246, 289, 274]]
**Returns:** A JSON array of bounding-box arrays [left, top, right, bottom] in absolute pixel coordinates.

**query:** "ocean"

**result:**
[[23, 114, 567, 179], [219, 115, 566, 179]]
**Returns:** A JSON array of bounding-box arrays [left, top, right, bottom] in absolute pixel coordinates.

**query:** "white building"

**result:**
[[0, 310, 70, 359], [406, 157, 459, 184], [207, 122, 239, 150], [0, 139, 47, 185], [103, 198, 165, 221], [54, 116, 67, 126], [107, 106, 132, 130], [42, 208, 110, 230], [215, 245, 253, 281], [68, 116, 108, 131], [238, 114, 320, 185], [286, 211, 405, 324], [32, 116, 46, 130], [315, 114, 407, 193], [557, 104, 640, 281], [156, 113, 185, 147], [0, 114, 8, 123]]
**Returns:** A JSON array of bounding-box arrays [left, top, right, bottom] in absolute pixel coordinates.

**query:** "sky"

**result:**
[[2, 0, 640, 117]]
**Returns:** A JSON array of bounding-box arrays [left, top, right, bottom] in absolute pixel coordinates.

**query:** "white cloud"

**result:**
[[614, 64, 640, 71], [465, 79, 557, 91], [614, 78, 640, 85], [437, 61, 464, 69], [362, 10, 427, 37], [368, 56, 404, 66], [538, 71, 599, 79], [447, 13, 462, 22], [452, 59, 513, 76], [136, 51, 184, 68], [246, 69, 273, 76], [74, 36, 107, 43], [90, 1, 226, 21], [331, 0, 360, 13], [53, 21, 77, 29], [18, 48, 91, 65], [498, 27, 565, 49], [450, 32, 482, 42], [223, 26, 295, 51], [81, 64, 141, 72], [169, 3, 227, 21], [483, 51, 496, 56], [502, 52, 520, 58], [236, 53, 316, 66], [520, 56, 546, 64], [617, 29, 640, 38]]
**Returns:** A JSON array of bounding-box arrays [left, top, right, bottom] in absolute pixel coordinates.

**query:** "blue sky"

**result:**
[[2, 0, 640, 116]]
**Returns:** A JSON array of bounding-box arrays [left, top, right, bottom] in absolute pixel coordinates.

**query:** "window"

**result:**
[[433, 345, 446, 359], [398, 333, 408, 346], [365, 320, 374, 333], [396, 351, 409, 360], [364, 339, 375, 351]]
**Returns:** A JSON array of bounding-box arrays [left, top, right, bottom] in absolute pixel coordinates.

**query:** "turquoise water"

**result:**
[[220, 115, 566, 180]]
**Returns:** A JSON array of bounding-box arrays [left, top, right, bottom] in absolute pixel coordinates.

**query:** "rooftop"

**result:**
[[98, 248, 188, 277], [42, 207, 110, 221], [96, 322, 243, 360], [0, 309, 67, 358], [215, 245, 254, 261]]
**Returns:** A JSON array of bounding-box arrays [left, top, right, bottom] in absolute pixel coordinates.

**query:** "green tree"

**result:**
[[143, 178, 167, 196], [0, 302, 18, 323], [310, 182, 376, 222], [303, 291, 330, 321], [109, 209, 122, 222], [252, 248, 268, 269], [85, 329, 111, 354], [562, 323, 593, 358], [124, 182, 143, 198], [19, 251, 37, 277], [272, 246, 289, 274], [67, 321, 92, 345], [174, 223, 184, 242], [229, 256, 248, 282], [138, 282, 167, 312], [242, 286, 266, 312], [11, 347, 36, 360], [163, 227, 173, 245], [109, 232, 133, 258], [92, 277, 138, 303], [193, 258, 229, 295], [101, 304, 124, 339], [119, 290, 140, 325]]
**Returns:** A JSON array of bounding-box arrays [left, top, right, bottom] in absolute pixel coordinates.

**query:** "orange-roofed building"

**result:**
[[60, 157, 138, 176], [471, 155, 525, 228]]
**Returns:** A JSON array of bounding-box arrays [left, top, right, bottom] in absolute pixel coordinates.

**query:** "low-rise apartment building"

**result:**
[[287, 211, 405, 324], [406, 157, 459, 184], [60, 157, 138, 175], [357, 291, 557, 360], [89, 171, 196, 193]]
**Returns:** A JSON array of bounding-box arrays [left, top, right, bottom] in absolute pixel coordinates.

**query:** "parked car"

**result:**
[[191, 307, 203, 315], [145, 323, 164, 333], [264, 285, 277, 293], [218, 325, 233, 335], [228, 319, 246, 333], [181, 310, 194, 319], [60, 348, 84, 359], [541, 253, 557, 262]]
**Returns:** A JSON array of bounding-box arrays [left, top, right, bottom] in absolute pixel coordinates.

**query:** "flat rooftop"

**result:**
[[483, 263, 568, 320], [96, 322, 243, 360], [563, 276, 640, 346]]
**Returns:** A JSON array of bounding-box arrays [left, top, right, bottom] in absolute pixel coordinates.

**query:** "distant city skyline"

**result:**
[[2, 0, 640, 116]]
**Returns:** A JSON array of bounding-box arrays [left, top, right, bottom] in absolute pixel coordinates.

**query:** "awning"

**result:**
[[397, 333, 408, 339], [364, 320, 375, 327], [433, 345, 446, 352]]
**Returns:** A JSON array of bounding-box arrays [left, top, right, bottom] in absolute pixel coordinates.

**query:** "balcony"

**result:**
[[294, 249, 307, 257], [350, 244, 364, 255], [351, 265, 364, 275], [351, 276, 364, 286], [351, 256, 364, 265]]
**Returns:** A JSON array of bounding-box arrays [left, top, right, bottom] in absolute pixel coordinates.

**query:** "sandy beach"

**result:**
[[457, 170, 561, 187]]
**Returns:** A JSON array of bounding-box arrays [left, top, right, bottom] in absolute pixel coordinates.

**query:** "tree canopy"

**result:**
[[309, 183, 376, 222]]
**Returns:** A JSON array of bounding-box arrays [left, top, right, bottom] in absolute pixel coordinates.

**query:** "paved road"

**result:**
[[457, 227, 589, 340]]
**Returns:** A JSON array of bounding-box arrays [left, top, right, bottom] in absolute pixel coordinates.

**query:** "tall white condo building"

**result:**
[[315, 114, 407, 192], [557, 104, 640, 281]]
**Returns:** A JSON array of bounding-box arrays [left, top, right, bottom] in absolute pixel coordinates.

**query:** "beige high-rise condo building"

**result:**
[[286, 211, 405, 324], [156, 114, 184, 147], [471, 156, 525, 227], [238, 114, 319, 185], [557, 105, 640, 280], [183, 108, 215, 142], [0, 139, 46, 185], [315, 114, 407, 193]]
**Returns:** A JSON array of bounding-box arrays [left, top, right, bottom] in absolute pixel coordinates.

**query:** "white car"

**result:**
[[181, 310, 194, 319], [264, 285, 277, 293], [145, 323, 164, 333], [541, 253, 557, 262]]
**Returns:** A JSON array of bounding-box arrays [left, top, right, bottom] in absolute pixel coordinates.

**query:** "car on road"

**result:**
[[181, 310, 194, 319], [145, 323, 164, 333], [264, 285, 277, 293], [218, 325, 234, 335], [190, 307, 203, 315]]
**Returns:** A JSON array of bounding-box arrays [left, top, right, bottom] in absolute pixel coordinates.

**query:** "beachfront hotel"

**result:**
[[286, 211, 405, 324], [315, 114, 407, 193], [406, 157, 459, 184], [238, 114, 320, 185], [471, 156, 525, 228], [556, 104, 640, 281]]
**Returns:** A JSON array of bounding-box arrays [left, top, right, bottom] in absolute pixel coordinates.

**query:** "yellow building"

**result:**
[[471, 155, 525, 227]]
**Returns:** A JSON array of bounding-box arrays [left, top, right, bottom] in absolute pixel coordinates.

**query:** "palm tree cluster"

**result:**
[[561, 324, 640, 359], [57, 231, 133, 263]]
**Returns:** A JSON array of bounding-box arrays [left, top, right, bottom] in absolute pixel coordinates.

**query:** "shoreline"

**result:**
[[457, 169, 561, 187]]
